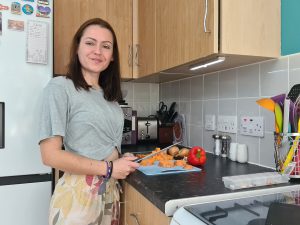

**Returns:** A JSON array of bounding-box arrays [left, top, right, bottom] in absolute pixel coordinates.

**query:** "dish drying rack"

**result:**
[[274, 133, 300, 178]]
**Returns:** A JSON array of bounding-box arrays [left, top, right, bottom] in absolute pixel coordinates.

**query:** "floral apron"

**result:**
[[49, 173, 120, 225]]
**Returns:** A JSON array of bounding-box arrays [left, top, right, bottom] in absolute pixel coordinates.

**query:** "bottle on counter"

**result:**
[[220, 135, 231, 158], [212, 134, 221, 156]]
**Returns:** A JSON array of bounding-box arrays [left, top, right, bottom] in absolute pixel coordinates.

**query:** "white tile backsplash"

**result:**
[[159, 53, 300, 169], [260, 57, 289, 96], [237, 64, 260, 97], [219, 69, 237, 98], [190, 76, 203, 100], [204, 72, 219, 99], [121, 82, 159, 117], [122, 53, 300, 169]]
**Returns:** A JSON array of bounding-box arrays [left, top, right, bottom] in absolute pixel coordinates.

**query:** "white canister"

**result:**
[[229, 142, 238, 161], [237, 144, 248, 163]]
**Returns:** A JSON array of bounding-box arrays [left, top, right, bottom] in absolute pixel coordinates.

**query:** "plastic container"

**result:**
[[222, 172, 290, 190]]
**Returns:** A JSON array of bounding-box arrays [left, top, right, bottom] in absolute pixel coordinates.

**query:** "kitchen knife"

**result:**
[[134, 142, 182, 163]]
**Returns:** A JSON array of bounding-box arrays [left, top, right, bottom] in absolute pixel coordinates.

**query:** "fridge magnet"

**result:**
[[0, 4, 9, 11], [36, 4, 51, 18], [8, 19, 24, 31], [11, 2, 21, 15], [22, 4, 34, 15], [38, 0, 49, 5]]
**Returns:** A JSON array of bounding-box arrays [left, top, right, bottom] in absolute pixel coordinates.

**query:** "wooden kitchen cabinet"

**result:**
[[132, 0, 156, 79], [122, 181, 171, 225], [155, 0, 217, 72], [54, 0, 133, 79], [134, 0, 280, 82]]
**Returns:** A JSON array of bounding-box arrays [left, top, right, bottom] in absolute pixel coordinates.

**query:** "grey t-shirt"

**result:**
[[38, 76, 124, 160]]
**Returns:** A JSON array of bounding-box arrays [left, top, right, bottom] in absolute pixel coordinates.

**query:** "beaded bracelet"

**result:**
[[103, 161, 113, 180], [108, 161, 113, 178], [103, 161, 110, 179]]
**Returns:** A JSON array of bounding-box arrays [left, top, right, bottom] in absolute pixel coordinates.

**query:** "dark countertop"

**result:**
[[122, 144, 300, 215]]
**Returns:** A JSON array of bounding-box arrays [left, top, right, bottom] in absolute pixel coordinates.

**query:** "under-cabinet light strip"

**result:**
[[190, 56, 225, 71]]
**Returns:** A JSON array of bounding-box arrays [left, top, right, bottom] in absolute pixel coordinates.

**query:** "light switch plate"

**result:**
[[217, 115, 237, 133], [240, 116, 264, 137], [205, 114, 216, 131]]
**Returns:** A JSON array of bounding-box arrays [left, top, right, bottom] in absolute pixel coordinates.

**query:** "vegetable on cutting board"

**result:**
[[187, 146, 207, 166]]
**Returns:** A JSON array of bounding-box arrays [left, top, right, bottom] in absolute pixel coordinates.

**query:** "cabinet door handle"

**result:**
[[128, 45, 133, 66], [130, 213, 141, 225], [134, 44, 140, 67], [204, 0, 211, 33]]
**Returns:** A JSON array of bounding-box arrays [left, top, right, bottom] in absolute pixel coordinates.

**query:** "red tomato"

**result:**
[[187, 146, 206, 166]]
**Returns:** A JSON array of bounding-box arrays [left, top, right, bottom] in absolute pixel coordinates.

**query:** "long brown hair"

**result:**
[[66, 18, 122, 102]]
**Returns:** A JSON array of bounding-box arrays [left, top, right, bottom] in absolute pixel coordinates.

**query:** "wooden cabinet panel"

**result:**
[[107, 0, 133, 79], [133, 0, 156, 78], [54, 0, 107, 75], [123, 182, 171, 225], [54, 0, 133, 79], [155, 0, 218, 72], [220, 0, 280, 57]]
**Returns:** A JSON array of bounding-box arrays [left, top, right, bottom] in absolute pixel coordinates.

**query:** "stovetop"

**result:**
[[184, 188, 300, 225]]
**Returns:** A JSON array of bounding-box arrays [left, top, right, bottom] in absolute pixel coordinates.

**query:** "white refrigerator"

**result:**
[[0, 1, 53, 224]]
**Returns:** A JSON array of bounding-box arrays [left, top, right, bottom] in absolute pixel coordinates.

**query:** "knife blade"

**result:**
[[134, 142, 182, 163]]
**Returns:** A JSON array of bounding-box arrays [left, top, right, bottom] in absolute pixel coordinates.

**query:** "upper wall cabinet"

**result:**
[[134, 0, 280, 82], [54, 0, 133, 80]]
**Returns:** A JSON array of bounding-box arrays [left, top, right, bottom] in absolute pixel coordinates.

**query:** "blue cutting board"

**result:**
[[137, 161, 201, 176]]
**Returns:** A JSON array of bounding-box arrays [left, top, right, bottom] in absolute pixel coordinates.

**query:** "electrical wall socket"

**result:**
[[217, 115, 237, 133], [205, 114, 216, 131], [240, 116, 264, 137]]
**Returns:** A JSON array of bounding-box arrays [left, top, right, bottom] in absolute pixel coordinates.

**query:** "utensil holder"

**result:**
[[274, 132, 300, 178]]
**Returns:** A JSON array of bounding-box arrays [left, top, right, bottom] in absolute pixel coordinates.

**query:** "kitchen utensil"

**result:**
[[281, 119, 300, 174], [134, 142, 181, 163], [256, 98, 275, 112], [158, 101, 168, 114], [236, 144, 248, 163], [168, 111, 178, 123], [287, 83, 300, 103], [157, 101, 169, 124], [274, 103, 283, 133], [283, 98, 290, 134], [168, 102, 176, 119], [271, 93, 286, 107]]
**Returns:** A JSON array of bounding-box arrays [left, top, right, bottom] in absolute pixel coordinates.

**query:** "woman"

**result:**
[[38, 18, 139, 225]]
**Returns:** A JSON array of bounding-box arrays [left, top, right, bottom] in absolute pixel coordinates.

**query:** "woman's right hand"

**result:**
[[111, 156, 139, 179]]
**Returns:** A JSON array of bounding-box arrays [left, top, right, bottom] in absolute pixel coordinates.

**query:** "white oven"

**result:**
[[171, 185, 300, 225]]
